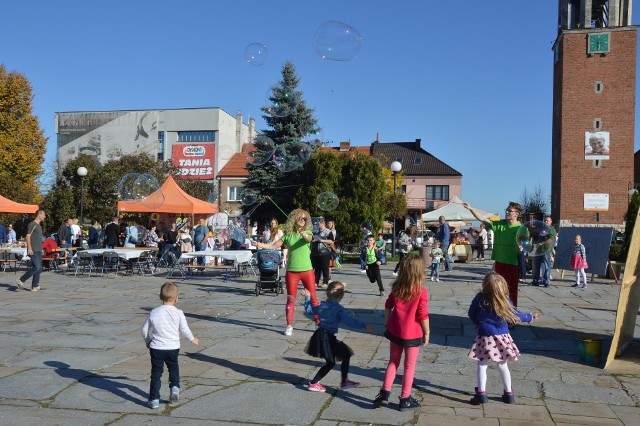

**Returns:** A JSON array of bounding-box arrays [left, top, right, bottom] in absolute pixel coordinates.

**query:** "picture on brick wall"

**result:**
[[584, 131, 610, 160]]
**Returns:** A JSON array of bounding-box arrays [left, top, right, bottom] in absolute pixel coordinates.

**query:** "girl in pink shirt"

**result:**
[[373, 255, 430, 412]]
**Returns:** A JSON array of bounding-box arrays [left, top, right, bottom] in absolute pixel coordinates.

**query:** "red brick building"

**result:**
[[551, 0, 636, 227]]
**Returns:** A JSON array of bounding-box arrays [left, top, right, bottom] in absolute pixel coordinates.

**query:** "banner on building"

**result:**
[[56, 111, 160, 164], [584, 193, 609, 211], [172, 143, 215, 179], [585, 131, 610, 160]]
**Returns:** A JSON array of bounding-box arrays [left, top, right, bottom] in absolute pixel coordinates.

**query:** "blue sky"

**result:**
[[1, 1, 638, 216]]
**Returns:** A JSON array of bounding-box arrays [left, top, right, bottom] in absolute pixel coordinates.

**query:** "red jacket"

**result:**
[[384, 287, 429, 347], [42, 237, 58, 256]]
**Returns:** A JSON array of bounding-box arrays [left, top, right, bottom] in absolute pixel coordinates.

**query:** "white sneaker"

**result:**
[[430, 277, 435, 281], [284, 325, 293, 336], [436, 279, 440, 282], [392, 272, 398, 277], [16, 279, 24, 290], [360, 269, 367, 274]]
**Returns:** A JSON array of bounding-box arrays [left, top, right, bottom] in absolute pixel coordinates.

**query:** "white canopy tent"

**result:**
[[421, 196, 495, 223]]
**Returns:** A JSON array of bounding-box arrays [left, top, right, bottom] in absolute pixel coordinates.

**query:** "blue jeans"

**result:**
[[149, 348, 180, 401], [19, 251, 42, 289], [195, 242, 206, 265], [532, 252, 552, 285], [430, 262, 440, 280], [440, 243, 452, 271]]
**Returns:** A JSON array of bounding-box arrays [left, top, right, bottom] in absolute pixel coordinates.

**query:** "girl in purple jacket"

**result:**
[[468, 272, 538, 405]]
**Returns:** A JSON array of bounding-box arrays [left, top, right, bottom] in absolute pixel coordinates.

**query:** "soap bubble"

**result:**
[[516, 220, 557, 257], [242, 189, 258, 206], [244, 42, 268, 66], [219, 145, 234, 160], [207, 192, 219, 208], [272, 141, 313, 173], [264, 85, 298, 118], [314, 20, 363, 61], [118, 173, 142, 201], [303, 130, 325, 150], [248, 135, 274, 166], [317, 192, 339, 211], [141, 193, 165, 210], [361, 221, 372, 231]]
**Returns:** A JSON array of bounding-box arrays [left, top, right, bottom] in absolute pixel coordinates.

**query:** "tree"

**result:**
[[519, 184, 549, 221], [292, 151, 390, 243], [243, 61, 321, 224], [621, 192, 640, 261], [0, 65, 47, 230]]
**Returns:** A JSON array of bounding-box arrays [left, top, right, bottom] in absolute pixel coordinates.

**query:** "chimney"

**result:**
[[339, 141, 350, 152], [415, 138, 421, 150]]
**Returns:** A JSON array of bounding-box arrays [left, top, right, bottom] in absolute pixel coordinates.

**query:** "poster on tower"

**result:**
[[584, 131, 610, 160], [171, 143, 215, 179]]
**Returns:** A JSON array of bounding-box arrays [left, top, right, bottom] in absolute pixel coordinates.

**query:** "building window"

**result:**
[[413, 157, 422, 165], [177, 131, 216, 142], [594, 119, 602, 131], [395, 157, 403, 163], [594, 81, 603, 94], [400, 185, 406, 194], [228, 186, 243, 202], [157, 131, 165, 161], [425, 185, 449, 210]]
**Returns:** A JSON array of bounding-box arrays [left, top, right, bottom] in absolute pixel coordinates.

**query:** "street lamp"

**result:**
[[390, 161, 402, 258], [77, 167, 88, 226]]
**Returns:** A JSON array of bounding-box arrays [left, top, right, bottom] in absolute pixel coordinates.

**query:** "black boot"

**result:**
[[398, 395, 421, 411], [469, 387, 488, 405], [373, 389, 390, 408]]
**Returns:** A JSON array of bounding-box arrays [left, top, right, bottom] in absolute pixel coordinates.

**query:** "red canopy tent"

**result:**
[[0, 194, 39, 214], [116, 176, 218, 215]]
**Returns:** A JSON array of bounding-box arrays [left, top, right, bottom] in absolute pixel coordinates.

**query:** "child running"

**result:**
[[429, 240, 443, 282], [141, 282, 199, 409], [301, 282, 374, 392], [468, 272, 538, 405], [571, 234, 589, 288], [373, 254, 430, 411], [360, 234, 386, 296]]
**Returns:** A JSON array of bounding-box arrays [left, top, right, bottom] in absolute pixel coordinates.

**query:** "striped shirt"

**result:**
[[141, 305, 195, 350]]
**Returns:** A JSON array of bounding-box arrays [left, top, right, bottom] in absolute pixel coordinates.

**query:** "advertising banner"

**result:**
[[585, 131, 610, 160], [56, 111, 159, 164], [172, 143, 215, 179]]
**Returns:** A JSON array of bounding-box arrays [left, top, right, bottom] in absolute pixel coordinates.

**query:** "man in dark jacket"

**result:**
[[57, 219, 73, 248], [104, 217, 120, 249], [88, 220, 100, 249]]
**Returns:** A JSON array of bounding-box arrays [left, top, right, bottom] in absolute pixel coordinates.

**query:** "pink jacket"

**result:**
[[385, 287, 429, 346]]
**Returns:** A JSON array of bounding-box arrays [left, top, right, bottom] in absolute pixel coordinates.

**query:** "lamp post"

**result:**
[[77, 167, 88, 226], [390, 161, 402, 258]]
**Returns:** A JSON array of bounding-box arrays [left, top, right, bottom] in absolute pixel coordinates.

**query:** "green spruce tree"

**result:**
[[243, 61, 320, 225]]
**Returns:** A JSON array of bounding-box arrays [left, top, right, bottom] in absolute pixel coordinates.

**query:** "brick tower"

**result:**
[[551, 0, 636, 227]]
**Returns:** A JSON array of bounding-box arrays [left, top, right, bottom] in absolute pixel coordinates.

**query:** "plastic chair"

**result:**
[[74, 251, 96, 277]]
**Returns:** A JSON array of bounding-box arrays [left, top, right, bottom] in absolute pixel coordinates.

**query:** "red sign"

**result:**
[[172, 143, 215, 179]]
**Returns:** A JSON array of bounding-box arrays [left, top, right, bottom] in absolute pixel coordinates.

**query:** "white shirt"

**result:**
[[141, 305, 195, 350], [70, 224, 81, 242]]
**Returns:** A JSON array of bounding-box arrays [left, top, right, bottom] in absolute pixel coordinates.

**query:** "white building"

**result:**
[[55, 107, 256, 179]]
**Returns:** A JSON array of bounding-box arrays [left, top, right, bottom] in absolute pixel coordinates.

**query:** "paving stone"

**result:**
[[0, 405, 118, 425]]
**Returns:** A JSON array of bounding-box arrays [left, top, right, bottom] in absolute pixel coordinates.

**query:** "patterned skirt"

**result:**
[[467, 334, 520, 362], [305, 328, 354, 364]]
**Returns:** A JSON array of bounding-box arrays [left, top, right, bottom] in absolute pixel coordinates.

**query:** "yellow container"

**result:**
[[577, 335, 603, 364]]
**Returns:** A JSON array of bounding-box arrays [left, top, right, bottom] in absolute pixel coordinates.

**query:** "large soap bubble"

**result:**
[[248, 135, 274, 166], [244, 42, 268, 66], [317, 192, 339, 211], [118, 173, 142, 201], [241, 189, 258, 206], [516, 220, 557, 257], [314, 20, 363, 61], [272, 141, 313, 173]]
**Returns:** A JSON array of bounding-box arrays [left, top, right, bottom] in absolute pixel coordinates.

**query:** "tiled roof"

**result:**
[[217, 150, 250, 178], [318, 145, 371, 156], [371, 140, 462, 176]]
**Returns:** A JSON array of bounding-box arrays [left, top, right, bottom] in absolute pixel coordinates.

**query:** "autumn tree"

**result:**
[[0, 65, 47, 230], [519, 184, 550, 221]]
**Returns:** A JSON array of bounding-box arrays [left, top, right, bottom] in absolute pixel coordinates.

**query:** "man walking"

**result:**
[[436, 216, 453, 272], [531, 216, 555, 288], [16, 209, 46, 292]]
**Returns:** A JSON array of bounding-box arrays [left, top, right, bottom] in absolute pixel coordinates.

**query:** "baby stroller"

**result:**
[[255, 249, 283, 295]]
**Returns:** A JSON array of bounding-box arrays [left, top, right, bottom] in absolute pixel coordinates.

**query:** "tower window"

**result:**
[[594, 119, 602, 130], [595, 81, 604, 94], [593, 159, 601, 168]]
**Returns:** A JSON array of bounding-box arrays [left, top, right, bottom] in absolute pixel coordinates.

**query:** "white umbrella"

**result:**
[[421, 196, 494, 223]]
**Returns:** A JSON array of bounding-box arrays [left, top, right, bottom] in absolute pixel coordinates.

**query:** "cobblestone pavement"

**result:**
[[0, 259, 639, 425]]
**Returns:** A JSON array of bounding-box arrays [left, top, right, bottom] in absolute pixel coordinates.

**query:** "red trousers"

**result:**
[[285, 270, 318, 325], [493, 261, 519, 307]]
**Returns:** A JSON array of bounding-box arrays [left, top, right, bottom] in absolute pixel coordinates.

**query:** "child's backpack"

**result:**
[[137, 226, 148, 245]]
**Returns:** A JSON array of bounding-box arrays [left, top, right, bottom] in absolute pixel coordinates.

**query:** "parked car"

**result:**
[[612, 231, 624, 243]]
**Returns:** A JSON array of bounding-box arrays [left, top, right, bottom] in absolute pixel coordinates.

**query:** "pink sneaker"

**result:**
[[307, 382, 326, 392], [340, 379, 360, 389]]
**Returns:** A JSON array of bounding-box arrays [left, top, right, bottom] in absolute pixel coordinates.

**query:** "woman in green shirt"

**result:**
[[254, 208, 318, 337]]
